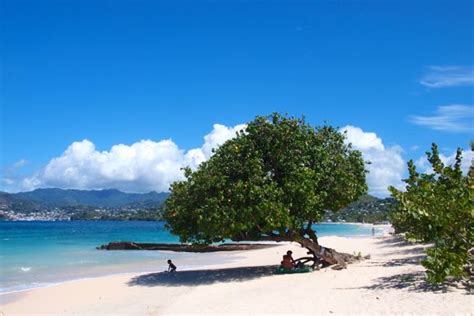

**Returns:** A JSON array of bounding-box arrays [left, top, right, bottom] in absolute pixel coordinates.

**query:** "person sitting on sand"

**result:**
[[286, 250, 295, 264], [167, 259, 177, 272], [280, 250, 295, 270]]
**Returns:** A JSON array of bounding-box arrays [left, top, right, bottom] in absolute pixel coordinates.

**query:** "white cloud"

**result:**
[[419, 66, 474, 88], [13, 159, 28, 169], [0, 160, 29, 192], [184, 123, 247, 169], [341, 126, 405, 197], [19, 124, 246, 193], [409, 105, 474, 133], [8, 123, 405, 197], [1, 178, 14, 186], [200, 124, 248, 159], [341, 126, 385, 151], [415, 148, 473, 175]]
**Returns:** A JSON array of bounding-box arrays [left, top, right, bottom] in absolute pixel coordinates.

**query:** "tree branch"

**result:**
[[304, 222, 319, 245]]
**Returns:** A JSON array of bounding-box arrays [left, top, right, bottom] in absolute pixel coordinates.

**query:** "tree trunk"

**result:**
[[298, 238, 357, 267], [233, 230, 359, 268]]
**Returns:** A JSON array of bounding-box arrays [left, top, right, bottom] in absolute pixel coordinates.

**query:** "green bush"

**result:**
[[389, 143, 473, 283]]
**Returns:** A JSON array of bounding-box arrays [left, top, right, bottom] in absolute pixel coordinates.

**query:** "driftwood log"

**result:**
[[97, 242, 278, 252]]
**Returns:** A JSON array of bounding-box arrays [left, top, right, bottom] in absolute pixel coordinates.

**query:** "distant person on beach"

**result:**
[[167, 259, 177, 272], [372, 226, 375, 236]]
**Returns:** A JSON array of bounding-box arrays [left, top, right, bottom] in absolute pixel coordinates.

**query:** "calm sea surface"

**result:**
[[0, 220, 382, 293]]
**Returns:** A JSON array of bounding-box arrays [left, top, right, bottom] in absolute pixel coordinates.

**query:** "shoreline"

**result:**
[[0, 257, 236, 296], [0, 245, 285, 296], [0, 223, 391, 296], [0, 229, 391, 296], [2, 235, 470, 315], [0, 256, 266, 297]]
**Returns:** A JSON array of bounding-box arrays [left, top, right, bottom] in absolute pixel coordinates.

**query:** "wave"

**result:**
[[20, 267, 32, 272]]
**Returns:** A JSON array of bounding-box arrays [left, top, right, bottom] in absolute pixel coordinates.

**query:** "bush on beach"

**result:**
[[389, 143, 473, 284]]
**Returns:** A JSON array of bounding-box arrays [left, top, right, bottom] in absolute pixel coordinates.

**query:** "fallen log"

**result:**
[[97, 241, 278, 252]]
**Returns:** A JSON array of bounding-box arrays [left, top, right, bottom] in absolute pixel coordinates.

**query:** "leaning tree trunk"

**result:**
[[297, 226, 358, 268], [234, 228, 359, 268], [298, 238, 357, 268]]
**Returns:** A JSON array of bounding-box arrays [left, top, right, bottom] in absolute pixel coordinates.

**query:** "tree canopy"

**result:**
[[164, 114, 367, 264], [389, 143, 473, 283]]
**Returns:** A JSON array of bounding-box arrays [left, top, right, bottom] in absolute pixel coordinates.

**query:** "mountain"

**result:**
[[1, 189, 393, 223], [325, 194, 396, 223], [0, 191, 39, 211], [4, 188, 169, 209]]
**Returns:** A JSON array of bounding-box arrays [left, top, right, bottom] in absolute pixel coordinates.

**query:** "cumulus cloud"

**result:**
[[19, 124, 246, 193], [409, 105, 474, 133], [419, 66, 474, 88], [341, 126, 384, 151], [8, 123, 405, 197], [200, 124, 248, 159], [341, 126, 405, 197], [415, 147, 473, 175]]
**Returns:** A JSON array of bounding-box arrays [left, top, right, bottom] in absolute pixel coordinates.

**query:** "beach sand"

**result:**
[[1, 234, 471, 315]]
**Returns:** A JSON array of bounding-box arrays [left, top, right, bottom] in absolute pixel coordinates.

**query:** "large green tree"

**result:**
[[164, 114, 368, 266], [389, 143, 473, 283]]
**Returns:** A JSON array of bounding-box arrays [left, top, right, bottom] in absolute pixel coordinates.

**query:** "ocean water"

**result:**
[[0, 221, 383, 293]]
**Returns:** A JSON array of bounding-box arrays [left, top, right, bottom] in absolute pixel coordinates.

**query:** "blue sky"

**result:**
[[1, 0, 473, 196]]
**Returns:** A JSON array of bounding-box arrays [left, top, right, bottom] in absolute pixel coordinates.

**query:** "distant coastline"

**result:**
[[1, 188, 394, 223]]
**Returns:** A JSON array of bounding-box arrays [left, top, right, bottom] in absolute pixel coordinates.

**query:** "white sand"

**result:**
[[1, 235, 471, 315]]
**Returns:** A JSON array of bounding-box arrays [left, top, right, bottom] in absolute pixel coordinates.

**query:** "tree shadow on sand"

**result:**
[[382, 254, 426, 267], [382, 245, 427, 257], [128, 265, 280, 287], [356, 271, 471, 294], [375, 236, 425, 249], [375, 235, 407, 245], [360, 254, 426, 268]]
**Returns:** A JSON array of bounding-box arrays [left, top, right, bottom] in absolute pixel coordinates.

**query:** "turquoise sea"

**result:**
[[0, 221, 383, 293]]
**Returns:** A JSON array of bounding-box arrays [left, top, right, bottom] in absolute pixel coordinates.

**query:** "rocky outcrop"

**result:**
[[97, 242, 277, 252]]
